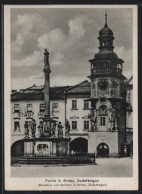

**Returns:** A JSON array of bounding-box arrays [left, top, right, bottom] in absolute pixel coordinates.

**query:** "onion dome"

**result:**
[[99, 23, 113, 36], [99, 13, 113, 36]]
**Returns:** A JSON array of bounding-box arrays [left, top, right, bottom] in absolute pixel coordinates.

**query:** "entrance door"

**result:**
[[97, 143, 109, 157]]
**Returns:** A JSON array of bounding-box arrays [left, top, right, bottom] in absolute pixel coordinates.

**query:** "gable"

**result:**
[[66, 80, 91, 94]]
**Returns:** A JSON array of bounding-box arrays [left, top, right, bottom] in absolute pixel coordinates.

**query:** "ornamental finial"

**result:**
[[105, 10, 107, 27]]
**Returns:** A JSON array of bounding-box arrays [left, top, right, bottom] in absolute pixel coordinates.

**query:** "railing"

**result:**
[[91, 68, 122, 75], [88, 129, 118, 132], [11, 153, 96, 165]]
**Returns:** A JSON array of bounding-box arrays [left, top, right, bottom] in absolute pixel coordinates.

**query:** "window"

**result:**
[[27, 104, 32, 112], [84, 121, 89, 130], [14, 121, 20, 131], [14, 104, 20, 113], [84, 100, 89, 109], [40, 104, 45, 112], [100, 117, 105, 126], [72, 121, 77, 130], [72, 100, 77, 109], [52, 103, 58, 112]]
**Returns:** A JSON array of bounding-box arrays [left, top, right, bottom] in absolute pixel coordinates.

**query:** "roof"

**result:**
[[99, 23, 113, 36], [11, 81, 91, 101], [11, 76, 133, 101], [11, 86, 70, 101], [65, 80, 91, 94], [94, 50, 119, 60], [126, 76, 133, 89], [127, 76, 133, 85]]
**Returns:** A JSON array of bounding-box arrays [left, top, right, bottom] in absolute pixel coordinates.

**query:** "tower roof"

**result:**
[[99, 13, 113, 36], [89, 13, 125, 78], [94, 49, 118, 60]]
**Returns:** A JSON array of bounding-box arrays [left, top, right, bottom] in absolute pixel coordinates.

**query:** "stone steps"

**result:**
[[18, 156, 94, 165]]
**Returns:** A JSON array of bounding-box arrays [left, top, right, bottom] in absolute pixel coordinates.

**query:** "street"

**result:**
[[11, 158, 133, 177]]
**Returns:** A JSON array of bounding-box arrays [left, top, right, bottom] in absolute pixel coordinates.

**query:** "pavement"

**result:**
[[11, 157, 133, 177]]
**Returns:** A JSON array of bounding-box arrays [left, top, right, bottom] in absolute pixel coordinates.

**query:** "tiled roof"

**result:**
[[50, 86, 70, 99], [11, 86, 70, 101], [11, 77, 132, 101], [66, 80, 91, 94]]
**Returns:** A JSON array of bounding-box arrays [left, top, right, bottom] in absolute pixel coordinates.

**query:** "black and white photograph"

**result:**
[[4, 5, 138, 190]]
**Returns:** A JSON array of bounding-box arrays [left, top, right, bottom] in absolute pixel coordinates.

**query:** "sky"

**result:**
[[11, 7, 133, 90]]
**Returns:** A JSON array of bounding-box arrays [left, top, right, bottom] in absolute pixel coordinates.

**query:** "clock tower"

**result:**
[[88, 14, 127, 157]]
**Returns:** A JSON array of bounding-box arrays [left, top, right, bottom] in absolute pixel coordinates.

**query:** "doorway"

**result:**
[[97, 143, 109, 157], [70, 138, 88, 156]]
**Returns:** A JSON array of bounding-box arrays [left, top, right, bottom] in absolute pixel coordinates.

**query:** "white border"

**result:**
[[4, 5, 138, 191]]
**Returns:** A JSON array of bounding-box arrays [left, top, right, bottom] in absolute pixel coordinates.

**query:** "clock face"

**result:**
[[98, 79, 109, 91]]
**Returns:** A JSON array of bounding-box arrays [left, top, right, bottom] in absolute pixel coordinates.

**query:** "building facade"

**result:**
[[11, 81, 133, 157]]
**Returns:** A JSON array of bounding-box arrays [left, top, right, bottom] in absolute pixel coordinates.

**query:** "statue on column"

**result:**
[[24, 121, 29, 138], [44, 49, 50, 72], [58, 122, 63, 138], [65, 120, 70, 135], [31, 119, 36, 138]]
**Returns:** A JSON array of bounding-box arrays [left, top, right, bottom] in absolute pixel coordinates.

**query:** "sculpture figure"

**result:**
[[91, 122, 96, 132], [52, 123, 56, 136], [91, 122, 95, 132], [44, 49, 50, 69], [58, 122, 63, 138], [109, 111, 112, 121], [65, 120, 70, 135], [111, 109, 116, 121], [38, 122, 43, 137], [109, 109, 117, 130], [24, 121, 29, 138], [31, 119, 36, 138]]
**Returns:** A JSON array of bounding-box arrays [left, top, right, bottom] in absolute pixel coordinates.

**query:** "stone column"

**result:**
[[42, 49, 52, 137], [43, 49, 51, 118]]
